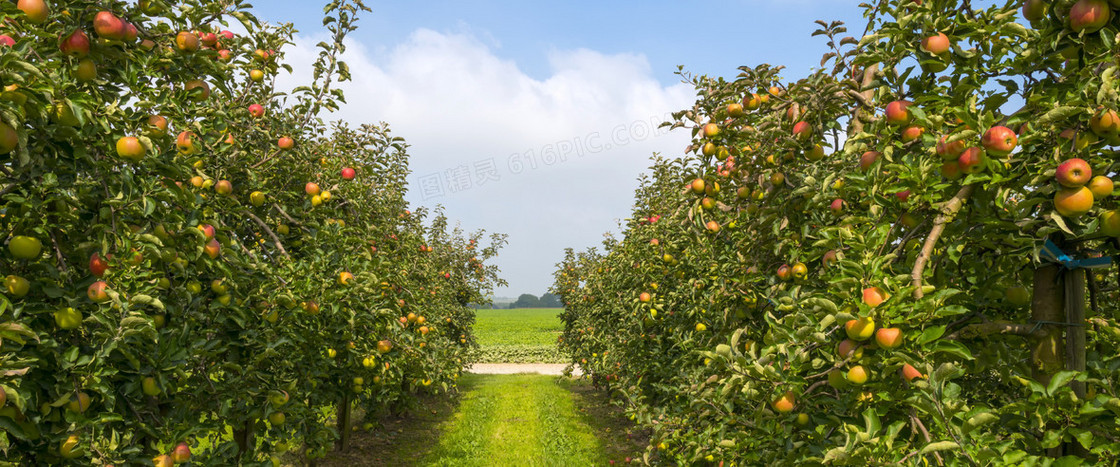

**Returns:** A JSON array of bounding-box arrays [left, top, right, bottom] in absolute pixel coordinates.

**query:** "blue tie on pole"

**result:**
[[1039, 239, 1113, 270]]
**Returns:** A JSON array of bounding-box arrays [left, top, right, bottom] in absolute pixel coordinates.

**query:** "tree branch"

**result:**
[[946, 320, 1047, 340], [243, 211, 289, 259], [912, 184, 976, 299]]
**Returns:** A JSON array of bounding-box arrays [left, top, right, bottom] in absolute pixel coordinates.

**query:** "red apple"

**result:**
[[875, 328, 903, 349], [214, 180, 232, 195], [171, 443, 191, 463], [936, 135, 966, 160], [862, 287, 887, 307], [920, 32, 950, 55], [277, 136, 294, 150], [837, 339, 860, 358], [0, 35, 14, 47], [89, 253, 109, 277], [175, 31, 200, 52], [981, 126, 1018, 156], [829, 198, 844, 215], [88, 280, 110, 302], [900, 125, 924, 142], [305, 182, 321, 196], [776, 264, 792, 281], [822, 250, 837, 268], [791, 121, 812, 140], [702, 123, 720, 138], [198, 224, 216, 240], [884, 100, 913, 126], [901, 364, 924, 383], [1056, 158, 1092, 187], [17, 0, 49, 23], [59, 30, 90, 57], [895, 190, 911, 203], [957, 147, 985, 174], [941, 161, 963, 180], [341, 167, 356, 180], [93, 11, 126, 40], [1069, 0, 1110, 33], [859, 151, 880, 171], [204, 238, 221, 259], [248, 104, 265, 118]]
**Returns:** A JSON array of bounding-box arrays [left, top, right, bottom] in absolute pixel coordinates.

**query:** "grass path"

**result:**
[[320, 373, 644, 466]]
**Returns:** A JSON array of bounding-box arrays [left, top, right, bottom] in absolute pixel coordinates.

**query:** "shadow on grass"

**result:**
[[560, 377, 651, 465], [317, 376, 480, 467]]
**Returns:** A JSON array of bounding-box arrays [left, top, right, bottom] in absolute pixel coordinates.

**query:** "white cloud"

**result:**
[[275, 28, 695, 297]]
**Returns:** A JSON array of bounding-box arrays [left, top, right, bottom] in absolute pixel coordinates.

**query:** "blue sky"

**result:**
[[250, 1, 871, 299]]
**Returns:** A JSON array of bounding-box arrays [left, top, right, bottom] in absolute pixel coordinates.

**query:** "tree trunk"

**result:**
[[337, 393, 352, 452], [234, 419, 255, 459]]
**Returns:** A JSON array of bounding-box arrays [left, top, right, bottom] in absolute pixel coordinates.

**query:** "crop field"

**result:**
[[473, 308, 565, 363]]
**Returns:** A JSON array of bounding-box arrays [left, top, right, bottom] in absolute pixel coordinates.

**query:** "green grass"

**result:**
[[423, 374, 608, 466], [473, 308, 564, 363]]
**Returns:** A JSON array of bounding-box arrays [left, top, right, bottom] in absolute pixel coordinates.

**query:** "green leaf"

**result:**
[[1045, 370, 1080, 396], [918, 326, 946, 345], [920, 441, 959, 454]]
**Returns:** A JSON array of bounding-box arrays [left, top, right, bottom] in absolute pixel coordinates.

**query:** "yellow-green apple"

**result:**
[[55, 307, 82, 329], [175, 31, 199, 52], [1090, 108, 1120, 136], [116, 136, 144, 162], [1054, 186, 1094, 217], [862, 287, 887, 307], [884, 100, 913, 126], [250, 191, 265, 206], [957, 147, 985, 174], [859, 151, 880, 171], [727, 102, 744, 117], [250, 69, 265, 82], [920, 32, 950, 55], [214, 179, 232, 195], [153, 454, 173, 467], [806, 144, 825, 161], [66, 391, 91, 413], [9, 235, 42, 259], [142, 377, 160, 396], [73, 59, 97, 82], [1100, 210, 1120, 236], [847, 365, 869, 385], [981, 126, 1018, 156], [59, 434, 81, 459], [828, 369, 848, 389], [1022, 0, 1047, 22], [1069, 0, 1110, 33], [771, 391, 796, 413], [791, 262, 808, 280], [338, 271, 353, 285], [17, 0, 48, 23], [270, 390, 289, 407], [702, 123, 720, 138], [1005, 286, 1032, 306], [1087, 175, 1113, 199], [0, 122, 16, 154], [87, 281, 110, 302], [845, 316, 876, 341], [5, 275, 29, 297], [875, 327, 903, 349]]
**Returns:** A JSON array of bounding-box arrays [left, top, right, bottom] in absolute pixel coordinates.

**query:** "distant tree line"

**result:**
[[470, 293, 562, 309]]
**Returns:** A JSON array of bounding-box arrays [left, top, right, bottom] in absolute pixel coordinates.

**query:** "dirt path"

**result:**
[[465, 363, 581, 376]]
